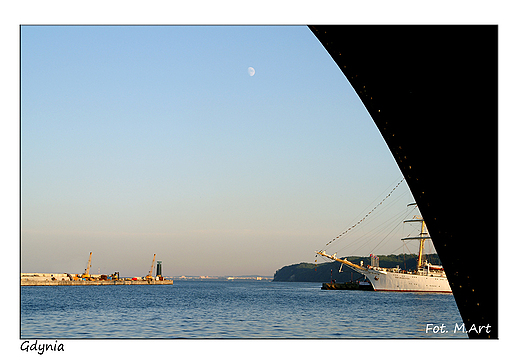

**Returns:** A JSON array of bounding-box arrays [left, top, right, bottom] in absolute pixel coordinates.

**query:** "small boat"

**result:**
[[321, 280, 374, 291]]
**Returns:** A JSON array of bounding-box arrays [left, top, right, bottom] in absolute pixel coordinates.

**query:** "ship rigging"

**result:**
[[315, 180, 452, 293]]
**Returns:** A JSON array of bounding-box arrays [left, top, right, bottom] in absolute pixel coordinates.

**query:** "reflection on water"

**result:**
[[21, 281, 466, 338]]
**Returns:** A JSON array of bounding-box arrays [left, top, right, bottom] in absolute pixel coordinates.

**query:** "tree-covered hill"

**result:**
[[273, 254, 441, 282]]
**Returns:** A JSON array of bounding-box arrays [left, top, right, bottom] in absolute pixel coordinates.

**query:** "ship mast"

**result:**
[[401, 203, 431, 271], [417, 219, 427, 269]]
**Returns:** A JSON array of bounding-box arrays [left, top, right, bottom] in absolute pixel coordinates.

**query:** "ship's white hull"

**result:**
[[360, 269, 452, 293]]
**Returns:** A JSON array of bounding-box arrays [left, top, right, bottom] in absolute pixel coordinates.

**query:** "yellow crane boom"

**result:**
[[82, 251, 92, 278], [146, 254, 156, 279]]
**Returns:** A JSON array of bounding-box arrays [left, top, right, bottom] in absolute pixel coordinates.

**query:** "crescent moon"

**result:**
[[248, 67, 255, 76]]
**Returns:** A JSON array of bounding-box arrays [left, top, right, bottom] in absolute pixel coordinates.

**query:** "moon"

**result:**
[[248, 67, 255, 76]]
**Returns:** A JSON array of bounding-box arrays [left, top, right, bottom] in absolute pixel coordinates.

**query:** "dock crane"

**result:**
[[146, 254, 156, 280], [81, 251, 92, 279]]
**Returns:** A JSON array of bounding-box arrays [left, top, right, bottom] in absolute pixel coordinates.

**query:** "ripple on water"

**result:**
[[21, 282, 466, 339]]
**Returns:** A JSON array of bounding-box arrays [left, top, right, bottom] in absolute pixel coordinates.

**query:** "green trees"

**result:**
[[273, 254, 441, 282]]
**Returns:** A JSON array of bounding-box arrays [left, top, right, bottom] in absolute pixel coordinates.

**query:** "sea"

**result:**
[[21, 280, 467, 339]]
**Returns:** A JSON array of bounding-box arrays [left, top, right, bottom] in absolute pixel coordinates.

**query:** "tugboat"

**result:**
[[321, 279, 374, 291]]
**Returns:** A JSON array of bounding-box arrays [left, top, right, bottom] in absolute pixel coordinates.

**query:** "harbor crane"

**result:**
[[146, 254, 156, 280], [81, 251, 92, 279]]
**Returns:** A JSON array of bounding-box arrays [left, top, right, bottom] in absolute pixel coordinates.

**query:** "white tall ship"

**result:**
[[316, 203, 452, 293]]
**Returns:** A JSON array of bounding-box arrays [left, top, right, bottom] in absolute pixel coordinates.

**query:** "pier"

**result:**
[[21, 279, 173, 286], [21, 252, 173, 286]]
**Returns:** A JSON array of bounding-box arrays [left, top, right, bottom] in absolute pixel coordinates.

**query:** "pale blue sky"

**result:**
[[21, 25, 414, 277]]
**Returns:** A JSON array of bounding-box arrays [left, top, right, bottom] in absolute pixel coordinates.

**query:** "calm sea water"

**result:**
[[21, 281, 466, 338]]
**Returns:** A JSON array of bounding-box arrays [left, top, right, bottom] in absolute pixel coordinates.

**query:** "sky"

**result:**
[[21, 25, 421, 277]]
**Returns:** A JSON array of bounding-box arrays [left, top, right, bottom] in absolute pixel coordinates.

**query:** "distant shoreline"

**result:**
[[171, 276, 273, 281], [274, 253, 441, 282]]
